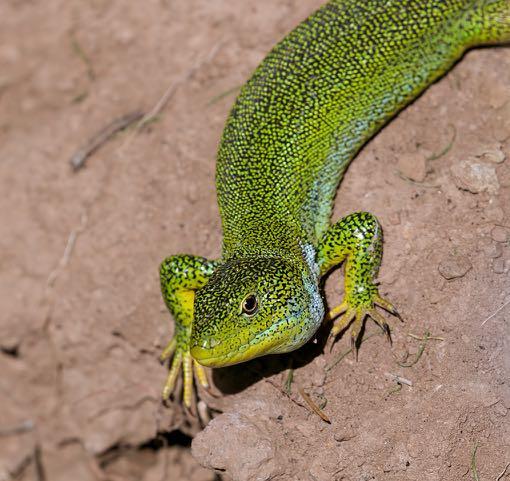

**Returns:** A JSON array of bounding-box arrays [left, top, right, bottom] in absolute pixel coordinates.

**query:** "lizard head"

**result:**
[[190, 257, 324, 367]]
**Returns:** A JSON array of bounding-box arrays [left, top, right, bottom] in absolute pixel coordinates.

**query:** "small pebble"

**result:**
[[478, 239, 502, 259], [483, 205, 504, 223], [480, 148, 506, 164], [192, 412, 281, 481], [492, 402, 508, 417], [492, 258, 507, 274], [334, 432, 354, 443], [492, 103, 510, 142], [491, 226, 510, 243], [438, 255, 472, 279], [498, 165, 510, 188], [450, 159, 499, 194]]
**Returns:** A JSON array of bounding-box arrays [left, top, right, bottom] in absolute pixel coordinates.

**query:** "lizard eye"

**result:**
[[241, 294, 258, 316]]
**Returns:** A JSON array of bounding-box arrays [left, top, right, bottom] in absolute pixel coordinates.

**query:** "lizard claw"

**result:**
[[328, 293, 401, 357], [329, 307, 356, 336], [161, 334, 213, 409], [374, 294, 403, 322], [350, 333, 359, 361]]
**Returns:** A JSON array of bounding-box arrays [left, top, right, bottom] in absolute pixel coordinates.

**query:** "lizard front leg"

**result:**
[[159, 255, 219, 408], [317, 212, 401, 356]]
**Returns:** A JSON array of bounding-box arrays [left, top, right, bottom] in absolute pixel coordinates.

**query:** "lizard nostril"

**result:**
[[201, 337, 221, 349]]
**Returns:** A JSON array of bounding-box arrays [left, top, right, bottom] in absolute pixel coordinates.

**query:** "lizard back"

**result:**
[[216, 0, 510, 256]]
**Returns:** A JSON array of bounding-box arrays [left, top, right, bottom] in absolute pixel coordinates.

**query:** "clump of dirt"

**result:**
[[1, 1, 509, 481]]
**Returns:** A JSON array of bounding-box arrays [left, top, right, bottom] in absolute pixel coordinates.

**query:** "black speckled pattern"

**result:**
[[159, 0, 510, 406]]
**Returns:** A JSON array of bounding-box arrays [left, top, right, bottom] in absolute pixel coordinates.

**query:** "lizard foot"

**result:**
[[160, 332, 211, 410], [327, 293, 402, 359]]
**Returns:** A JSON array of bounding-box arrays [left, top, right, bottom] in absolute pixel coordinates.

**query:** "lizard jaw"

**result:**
[[190, 324, 284, 367], [191, 314, 318, 367]]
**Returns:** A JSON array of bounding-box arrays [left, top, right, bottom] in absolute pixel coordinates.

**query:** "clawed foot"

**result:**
[[160, 334, 212, 412], [327, 293, 403, 359]]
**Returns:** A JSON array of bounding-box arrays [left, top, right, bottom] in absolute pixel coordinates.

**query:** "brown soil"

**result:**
[[1, 1, 509, 480]]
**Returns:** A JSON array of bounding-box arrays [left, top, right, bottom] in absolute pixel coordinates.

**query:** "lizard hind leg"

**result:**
[[318, 212, 402, 357]]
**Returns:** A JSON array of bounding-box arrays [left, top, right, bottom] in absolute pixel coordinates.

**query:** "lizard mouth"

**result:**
[[190, 318, 291, 367]]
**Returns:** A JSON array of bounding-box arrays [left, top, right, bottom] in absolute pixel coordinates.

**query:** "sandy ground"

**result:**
[[1, 1, 510, 480]]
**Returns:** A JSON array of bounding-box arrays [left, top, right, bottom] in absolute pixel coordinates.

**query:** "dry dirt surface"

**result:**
[[1, 1, 510, 480]]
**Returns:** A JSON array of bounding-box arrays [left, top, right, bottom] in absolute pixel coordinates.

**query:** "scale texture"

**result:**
[[159, 0, 510, 407], [217, 0, 510, 252]]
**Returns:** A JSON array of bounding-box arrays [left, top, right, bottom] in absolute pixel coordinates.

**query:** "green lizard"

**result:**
[[159, 0, 510, 408]]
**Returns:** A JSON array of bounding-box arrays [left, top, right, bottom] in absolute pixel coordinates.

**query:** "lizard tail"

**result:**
[[476, 0, 510, 44]]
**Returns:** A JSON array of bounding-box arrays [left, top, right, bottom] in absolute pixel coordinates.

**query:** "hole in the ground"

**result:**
[[1, 344, 19, 358], [141, 430, 193, 450], [98, 430, 193, 469], [97, 430, 200, 480]]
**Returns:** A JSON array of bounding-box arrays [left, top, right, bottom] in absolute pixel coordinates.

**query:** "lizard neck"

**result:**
[[221, 217, 319, 279]]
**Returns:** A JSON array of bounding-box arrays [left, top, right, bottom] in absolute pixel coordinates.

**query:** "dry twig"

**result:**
[[283, 360, 294, 395], [426, 124, 457, 161], [481, 298, 510, 326], [207, 85, 241, 106], [394, 170, 440, 188], [298, 387, 331, 424], [385, 372, 413, 386], [33, 445, 46, 481], [407, 332, 444, 341], [0, 420, 34, 437], [46, 213, 88, 288], [397, 331, 431, 367], [262, 377, 307, 411], [496, 462, 510, 481], [69, 111, 144, 171], [6, 452, 33, 480], [71, 34, 96, 81], [471, 444, 480, 481]]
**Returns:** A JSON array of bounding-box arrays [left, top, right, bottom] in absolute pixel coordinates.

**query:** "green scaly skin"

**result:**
[[160, 0, 510, 408]]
